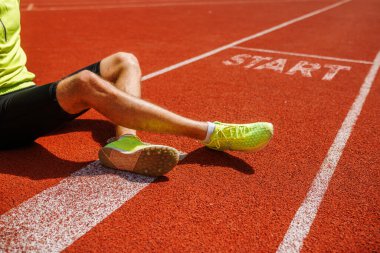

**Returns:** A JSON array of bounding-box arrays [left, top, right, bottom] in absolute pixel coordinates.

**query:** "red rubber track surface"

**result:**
[[1, 0, 379, 252], [302, 69, 380, 252]]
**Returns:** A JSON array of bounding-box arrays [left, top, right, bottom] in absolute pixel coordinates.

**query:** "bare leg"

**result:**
[[99, 53, 142, 137], [56, 69, 208, 140]]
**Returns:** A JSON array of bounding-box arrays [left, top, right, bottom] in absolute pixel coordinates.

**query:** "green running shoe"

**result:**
[[204, 122, 274, 152], [99, 134, 180, 177]]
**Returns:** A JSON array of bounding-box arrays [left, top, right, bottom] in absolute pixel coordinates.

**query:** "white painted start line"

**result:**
[[276, 51, 380, 253], [232, 46, 374, 65], [21, 0, 321, 12], [0, 0, 356, 251]]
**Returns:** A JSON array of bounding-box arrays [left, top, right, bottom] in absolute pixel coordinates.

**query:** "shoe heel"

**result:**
[[98, 148, 117, 169]]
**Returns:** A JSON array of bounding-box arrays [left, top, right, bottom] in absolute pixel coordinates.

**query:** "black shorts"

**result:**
[[0, 62, 101, 149]]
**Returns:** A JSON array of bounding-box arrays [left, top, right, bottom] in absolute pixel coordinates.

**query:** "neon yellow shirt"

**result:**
[[0, 0, 35, 95]]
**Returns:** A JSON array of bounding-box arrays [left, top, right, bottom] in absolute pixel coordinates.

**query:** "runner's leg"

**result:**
[[56, 70, 208, 140], [99, 52, 142, 137]]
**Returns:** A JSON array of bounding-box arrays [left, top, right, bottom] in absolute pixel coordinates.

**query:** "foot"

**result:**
[[204, 122, 274, 152], [99, 134, 180, 176]]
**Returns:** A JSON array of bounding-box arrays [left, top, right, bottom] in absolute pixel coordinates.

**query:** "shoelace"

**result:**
[[208, 125, 250, 149]]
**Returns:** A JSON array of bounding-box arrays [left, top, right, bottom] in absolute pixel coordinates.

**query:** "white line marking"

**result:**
[[277, 50, 380, 253], [232, 46, 373, 65], [0, 162, 155, 252], [20, 0, 320, 12], [142, 0, 351, 81], [26, 3, 34, 11], [0, 1, 351, 251]]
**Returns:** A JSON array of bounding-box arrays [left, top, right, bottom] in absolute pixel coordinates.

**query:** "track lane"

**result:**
[[301, 63, 380, 252], [277, 51, 380, 252]]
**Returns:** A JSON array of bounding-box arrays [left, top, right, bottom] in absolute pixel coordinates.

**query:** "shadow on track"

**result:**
[[153, 148, 255, 183], [45, 118, 114, 145], [179, 147, 255, 175], [0, 119, 113, 180], [0, 143, 88, 179]]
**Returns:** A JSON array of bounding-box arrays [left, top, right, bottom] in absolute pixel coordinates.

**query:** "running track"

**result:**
[[0, 0, 379, 252]]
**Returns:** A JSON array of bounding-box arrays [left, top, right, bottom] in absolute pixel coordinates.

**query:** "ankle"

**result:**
[[116, 128, 136, 138], [203, 122, 216, 143], [185, 121, 208, 140]]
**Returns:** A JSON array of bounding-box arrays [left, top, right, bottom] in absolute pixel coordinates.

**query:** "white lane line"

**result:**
[[26, 3, 34, 11], [277, 51, 380, 253], [20, 0, 321, 12], [232, 46, 374, 65], [0, 1, 351, 251], [0, 162, 155, 252], [142, 0, 351, 81]]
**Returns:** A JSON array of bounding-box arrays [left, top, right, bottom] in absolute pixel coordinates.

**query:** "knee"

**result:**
[[74, 70, 115, 98], [76, 69, 97, 84], [57, 70, 104, 113], [112, 52, 141, 74], [57, 70, 119, 114], [74, 70, 99, 92]]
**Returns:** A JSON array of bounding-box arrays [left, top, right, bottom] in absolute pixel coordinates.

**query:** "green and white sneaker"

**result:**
[[204, 122, 274, 152], [99, 134, 180, 177]]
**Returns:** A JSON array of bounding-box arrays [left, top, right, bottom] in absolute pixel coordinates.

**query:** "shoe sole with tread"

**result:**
[[99, 145, 180, 177]]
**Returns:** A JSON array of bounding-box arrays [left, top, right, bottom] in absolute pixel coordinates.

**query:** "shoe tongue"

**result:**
[[107, 134, 146, 151], [119, 134, 140, 140], [107, 134, 139, 144], [119, 134, 144, 145]]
